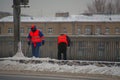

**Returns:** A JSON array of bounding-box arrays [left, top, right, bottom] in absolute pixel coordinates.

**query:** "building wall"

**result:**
[[0, 21, 120, 36]]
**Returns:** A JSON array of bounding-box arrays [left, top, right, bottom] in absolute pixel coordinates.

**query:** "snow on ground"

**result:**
[[13, 42, 25, 58], [0, 57, 120, 77], [0, 45, 120, 77]]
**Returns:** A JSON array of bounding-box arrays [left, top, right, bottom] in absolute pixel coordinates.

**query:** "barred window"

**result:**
[[105, 27, 110, 34], [48, 28, 53, 34], [63, 27, 67, 33], [20, 28, 24, 33], [95, 27, 101, 35], [85, 27, 91, 35], [115, 27, 120, 34], [8, 28, 13, 34], [77, 28, 81, 35]]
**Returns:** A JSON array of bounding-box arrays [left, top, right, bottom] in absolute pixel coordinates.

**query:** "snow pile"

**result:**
[[13, 42, 25, 58], [0, 58, 120, 76]]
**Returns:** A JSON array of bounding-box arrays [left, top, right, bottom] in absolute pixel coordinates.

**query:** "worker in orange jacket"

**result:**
[[27, 24, 45, 58], [57, 33, 70, 60]]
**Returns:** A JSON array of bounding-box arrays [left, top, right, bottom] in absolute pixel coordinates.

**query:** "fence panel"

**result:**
[[0, 36, 120, 61]]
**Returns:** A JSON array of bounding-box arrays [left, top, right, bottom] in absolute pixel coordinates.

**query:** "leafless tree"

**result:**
[[86, 0, 106, 14], [105, 1, 115, 14], [84, 0, 120, 14], [115, 0, 120, 14]]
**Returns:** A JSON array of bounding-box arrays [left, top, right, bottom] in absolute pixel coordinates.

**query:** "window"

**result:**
[[27, 28, 31, 33], [20, 28, 24, 34], [115, 27, 120, 34], [105, 27, 110, 34], [85, 27, 91, 35], [63, 27, 67, 33], [77, 28, 81, 35], [48, 28, 53, 34], [8, 28, 13, 34], [95, 27, 101, 35]]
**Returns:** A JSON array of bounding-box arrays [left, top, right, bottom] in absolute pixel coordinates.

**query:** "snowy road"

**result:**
[[0, 74, 102, 80]]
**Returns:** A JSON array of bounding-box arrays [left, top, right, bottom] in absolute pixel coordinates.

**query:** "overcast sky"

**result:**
[[0, 0, 93, 17]]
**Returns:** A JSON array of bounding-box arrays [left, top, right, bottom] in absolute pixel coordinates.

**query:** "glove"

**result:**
[[68, 44, 70, 47], [42, 40, 45, 45], [28, 41, 31, 45], [68, 43, 70, 47]]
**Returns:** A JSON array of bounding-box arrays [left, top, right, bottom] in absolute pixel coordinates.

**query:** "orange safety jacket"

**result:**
[[30, 30, 42, 47], [58, 34, 68, 45]]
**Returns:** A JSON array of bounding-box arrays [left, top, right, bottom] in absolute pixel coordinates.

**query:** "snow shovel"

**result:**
[[25, 44, 31, 57]]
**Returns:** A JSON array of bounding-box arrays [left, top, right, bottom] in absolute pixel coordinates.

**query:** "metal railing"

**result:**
[[0, 36, 120, 61]]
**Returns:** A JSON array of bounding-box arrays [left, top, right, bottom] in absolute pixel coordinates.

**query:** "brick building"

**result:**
[[0, 15, 120, 36]]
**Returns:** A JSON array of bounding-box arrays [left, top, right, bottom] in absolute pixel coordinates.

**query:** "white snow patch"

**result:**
[[0, 58, 120, 76], [13, 41, 25, 58], [1, 15, 120, 22]]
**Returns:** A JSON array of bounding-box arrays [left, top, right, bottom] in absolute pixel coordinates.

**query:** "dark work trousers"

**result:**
[[58, 43, 67, 60], [32, 45, 40, 58]]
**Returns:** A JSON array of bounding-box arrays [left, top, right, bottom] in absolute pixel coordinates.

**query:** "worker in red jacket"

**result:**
[[57, 33, 70, 60], [27, 24, 45, 58]]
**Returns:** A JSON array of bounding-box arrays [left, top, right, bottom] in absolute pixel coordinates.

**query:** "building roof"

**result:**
[[0, 15, 120, 22]]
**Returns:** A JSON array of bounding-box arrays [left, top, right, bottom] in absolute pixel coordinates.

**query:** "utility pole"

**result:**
[[13, 0, 29, 54], [13, 0, 21, 54]]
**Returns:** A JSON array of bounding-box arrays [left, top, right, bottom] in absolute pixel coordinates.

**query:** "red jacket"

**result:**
[[29, 30, 42, 47], [58, 34, 68, 45]]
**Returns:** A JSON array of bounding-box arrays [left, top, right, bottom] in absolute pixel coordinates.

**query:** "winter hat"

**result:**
[[31, 24, 35, 29], [31, 24, 37, 31]]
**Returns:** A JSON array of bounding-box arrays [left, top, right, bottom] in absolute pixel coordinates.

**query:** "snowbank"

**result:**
[[13, 42, 25, 58], [0, 57, 120, 77]]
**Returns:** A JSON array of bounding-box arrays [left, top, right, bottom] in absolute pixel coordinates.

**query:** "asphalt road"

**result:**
[[0, 74, 102, 80]]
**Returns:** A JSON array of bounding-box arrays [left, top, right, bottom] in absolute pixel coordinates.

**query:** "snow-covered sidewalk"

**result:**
[[0, 57, 120, 77]]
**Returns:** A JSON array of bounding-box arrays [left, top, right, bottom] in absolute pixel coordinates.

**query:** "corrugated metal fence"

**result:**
[[0, 36, 120, 61]]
